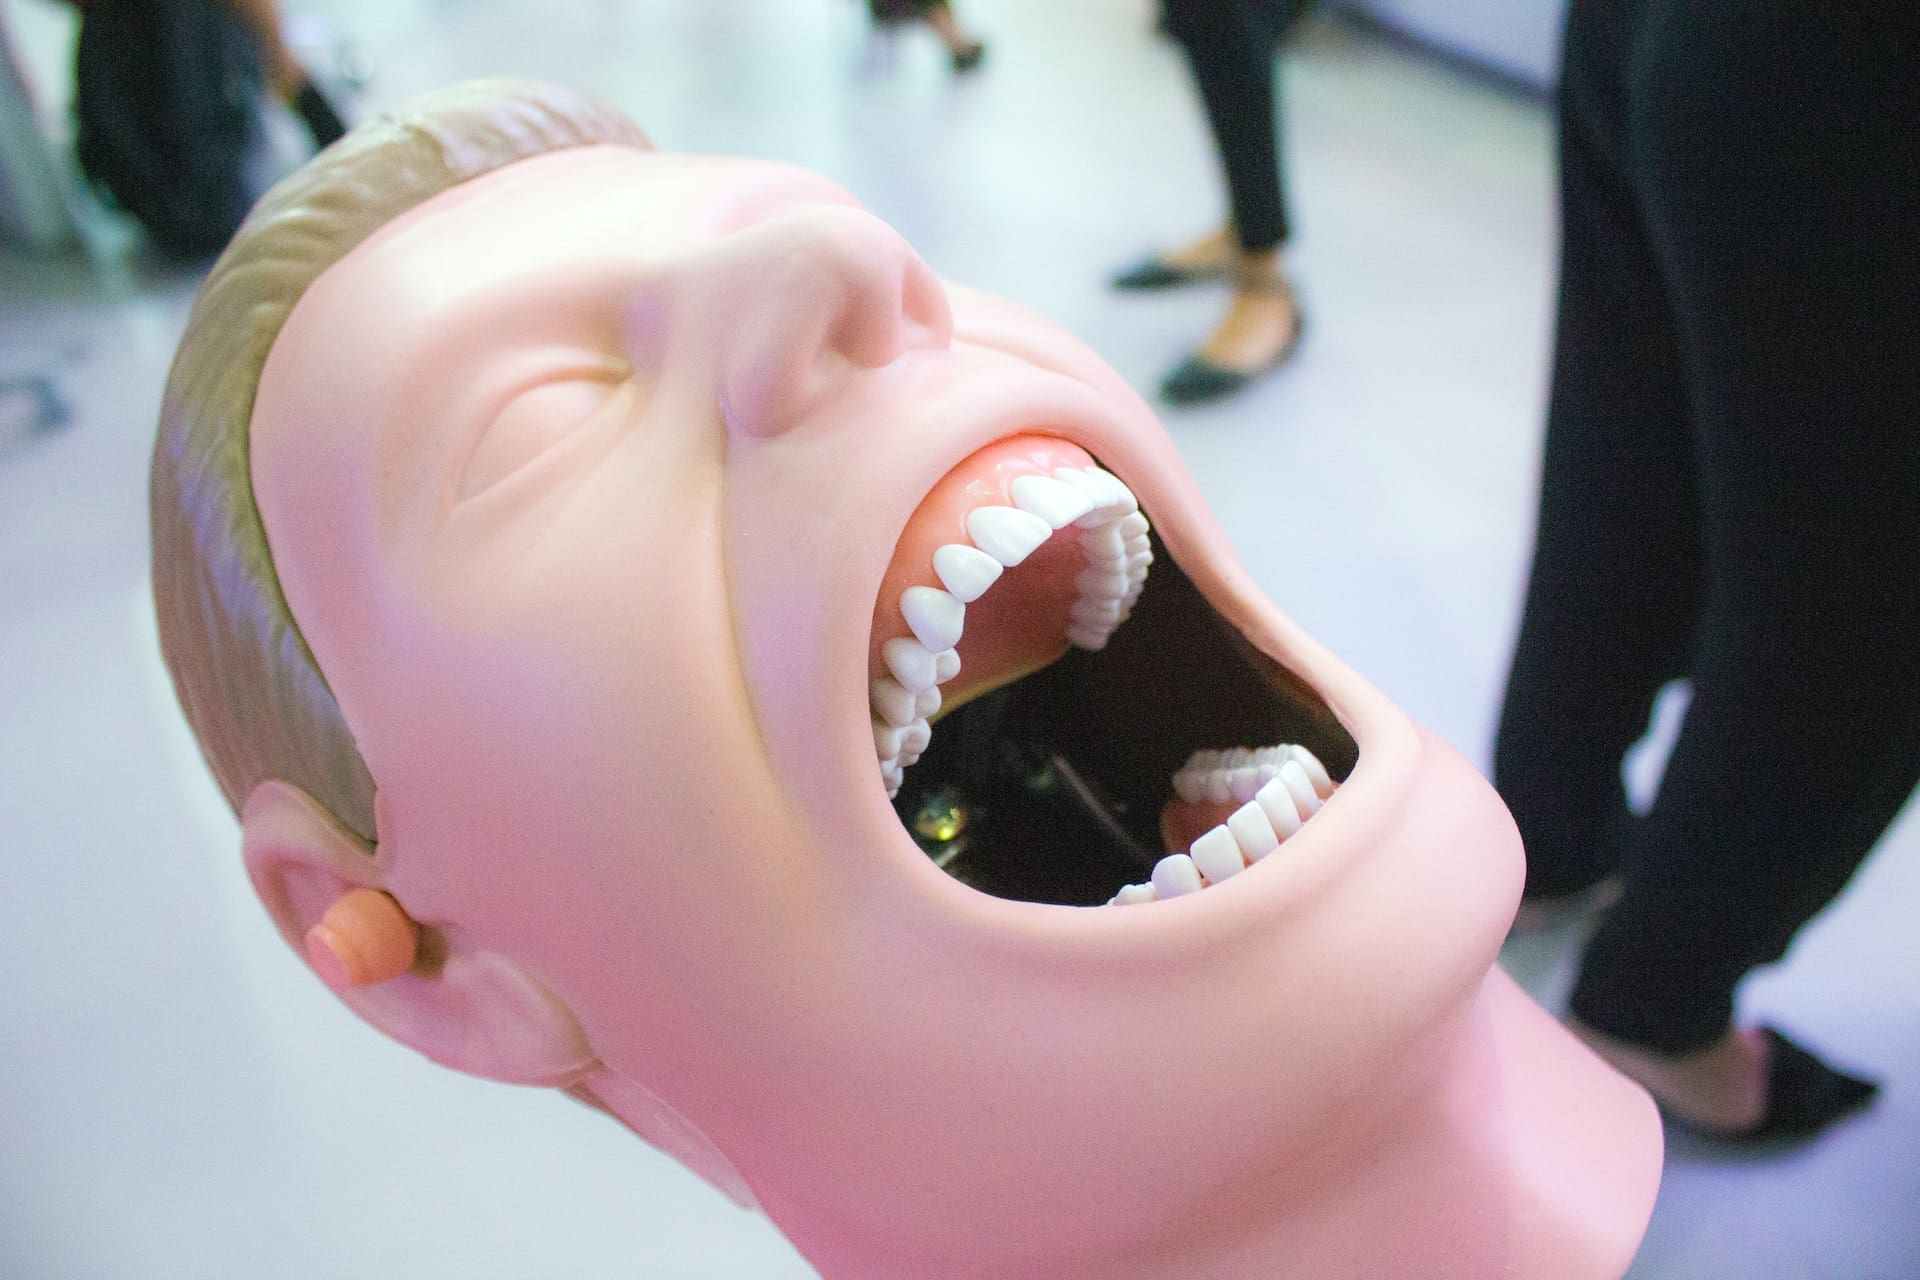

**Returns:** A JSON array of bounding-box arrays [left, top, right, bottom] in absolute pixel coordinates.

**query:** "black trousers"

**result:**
[[1495, 1, 1920, 1053], [1163, 0, 1292, 252]]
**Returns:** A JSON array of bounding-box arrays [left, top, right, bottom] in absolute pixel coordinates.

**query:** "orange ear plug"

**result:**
[[304, 888, 419, 990]]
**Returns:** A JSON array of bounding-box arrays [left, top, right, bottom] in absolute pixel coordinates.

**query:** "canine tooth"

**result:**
[[1075, 565, 1130, 598], [1227, 801, 1282, 861], [967, 505, 1051, 566], [1190, 826, 1245, 883], [1151, 854, 1204, 899], [1287, 745, 1335, 798], [932, 543, 1002, 603], [1254, 777, 1304, 838], [1068, 624, 1111, 651], [901, 586, 964, 652], [1110, 882, 1157, 906], [1227, 767, 1263, 802], [884, 637, 940, 692], [934, 648, 961, 682], [874, 719, 906, 759], [1011, 474, 1095, 529], [1277, 760, 1321, 816], [871, 677, 918, 726], [914, 685, 942, 717]]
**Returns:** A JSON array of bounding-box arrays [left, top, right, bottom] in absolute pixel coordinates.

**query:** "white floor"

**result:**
[[2, 3, 1915, 1277]]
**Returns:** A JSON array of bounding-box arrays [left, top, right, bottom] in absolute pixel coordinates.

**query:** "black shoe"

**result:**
[[1159, 300, 1305, 405], [1110, 255, 1228, 290], [1692, 1028, 1881, 1144], [294, 78, 348, 149], [951, 41, 986, 72]]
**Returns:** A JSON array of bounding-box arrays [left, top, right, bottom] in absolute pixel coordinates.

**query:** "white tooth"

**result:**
[[1126, 547, 1153, 572], [884, 637, 940, 692], [914, 685, 942, 718], [933, 648, 961, 682], [1185, 748, 1223, 770], [1277, 760, 1321, 816], [874, 719, 905, 759], [1011, 474, 1095, 529], [871, 677, 917, 726], [1172, 770, 1206, 803], [1254, 776, 1304, 838], [1190, 826, 1245, 884], [1227, 766, 1263, 802], [932, 543, 1002, 603], [1080, 523, 1129, 562], [967, 505, 1052, 566], [1067, 624, 1112, 651], [1227, 801, 1282, 861], [900, 719, 931, 756], [1287, 745, 1335, 799], [1203, 771, 1233, 804], [1151, 853, 1204, 899], [1075, 565, 1131, 598], [1110, 881, 1158, 907], [900, 586, 964, 652], [1118, 511, 1149, 540], [882, 765, 903, 797], [1070, 597, 1123, 627], [1222, 747, 1253, 767], [1083, 466, 1137, 512]]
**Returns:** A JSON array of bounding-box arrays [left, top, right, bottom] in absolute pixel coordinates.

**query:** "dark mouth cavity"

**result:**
[[891, 523, 1356, 907]]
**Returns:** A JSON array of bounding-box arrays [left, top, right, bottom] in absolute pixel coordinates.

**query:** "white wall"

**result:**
[[1340, 0, 1565, 89]]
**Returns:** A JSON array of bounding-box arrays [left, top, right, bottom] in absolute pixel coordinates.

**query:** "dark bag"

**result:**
[[72, 0, 263, 259]]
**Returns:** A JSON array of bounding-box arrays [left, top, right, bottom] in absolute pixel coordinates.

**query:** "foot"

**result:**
[[1112, 226, 1236, 289], [1571, 1020, 1880, 1141], [1194, 268, 1301, 373]]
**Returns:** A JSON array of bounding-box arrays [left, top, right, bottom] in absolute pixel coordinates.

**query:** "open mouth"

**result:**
[[869, 434, 1358, 908]]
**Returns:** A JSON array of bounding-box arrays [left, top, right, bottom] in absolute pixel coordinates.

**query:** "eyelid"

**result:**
[[455, 361, 633, 505]]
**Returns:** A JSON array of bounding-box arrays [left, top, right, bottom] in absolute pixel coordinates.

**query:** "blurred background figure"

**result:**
[[65, 0, 344, 258], [1112, 0, 1309, 405], [865, 0, 985, 73], [1495, 1, 1920, 1142]]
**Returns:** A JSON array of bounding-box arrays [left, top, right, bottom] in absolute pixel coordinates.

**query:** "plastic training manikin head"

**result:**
[[151, 80, 1660, 1279]]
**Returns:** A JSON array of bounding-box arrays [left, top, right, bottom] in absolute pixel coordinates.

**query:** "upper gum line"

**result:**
[[872, 462, 1150, 796]]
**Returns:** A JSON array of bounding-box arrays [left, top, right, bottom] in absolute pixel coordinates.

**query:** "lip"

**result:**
[[836, 347, 1420, 942]]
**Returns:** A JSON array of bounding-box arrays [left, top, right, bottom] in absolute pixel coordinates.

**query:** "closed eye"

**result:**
[[457, 370, 633, 503]]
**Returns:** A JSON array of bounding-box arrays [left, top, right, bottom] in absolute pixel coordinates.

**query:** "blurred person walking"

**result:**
[[1495, 0, 1920, 1141], [866, 0, 985, 73]]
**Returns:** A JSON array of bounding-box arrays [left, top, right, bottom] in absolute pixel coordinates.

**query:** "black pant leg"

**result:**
[[1493, 0, 1701, 900], [1164, 0, 1290, 251], [1568, 1, 1920, 1052]]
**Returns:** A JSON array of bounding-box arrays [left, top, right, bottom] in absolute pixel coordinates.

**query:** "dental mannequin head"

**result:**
[[153, 80, 1660, 1278]]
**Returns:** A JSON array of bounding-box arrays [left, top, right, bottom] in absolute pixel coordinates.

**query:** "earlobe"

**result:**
[[241, 780, 599, 1087]]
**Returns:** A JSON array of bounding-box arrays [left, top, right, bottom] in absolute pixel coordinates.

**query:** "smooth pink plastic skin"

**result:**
[[243, 146, 1662, 1278]]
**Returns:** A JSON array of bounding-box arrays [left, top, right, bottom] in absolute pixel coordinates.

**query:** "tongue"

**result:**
[[872, 435, 1100, 711]]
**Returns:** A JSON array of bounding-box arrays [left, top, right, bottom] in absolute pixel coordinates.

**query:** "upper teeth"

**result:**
[[1109, 744, 1337, 906], [873, 464, 1150, 795]]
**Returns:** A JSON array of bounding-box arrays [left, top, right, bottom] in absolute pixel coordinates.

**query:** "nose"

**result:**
[[704, 205, 954, 439]]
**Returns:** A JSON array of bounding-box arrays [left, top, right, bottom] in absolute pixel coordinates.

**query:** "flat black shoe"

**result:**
[[951, 41, 987, 72], [1110, 255, 1228, 290], [1159, 299, 1305, 406], [1704, 1027, 1881, 1143], [294, 79, 348, 149]]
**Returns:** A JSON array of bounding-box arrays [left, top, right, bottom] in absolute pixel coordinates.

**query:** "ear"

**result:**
[[241, 780, 598, 1087]]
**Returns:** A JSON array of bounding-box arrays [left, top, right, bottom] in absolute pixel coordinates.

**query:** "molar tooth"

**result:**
[[874, 719, 906, 759], [933, 648, 962, 682], [1190, 826, 1245, 884], [901, 586, 965, 652], [1067, 623, 1112, 651], [882, 762, 904, 796], [1080, 523, 1129, 562], [1184, 749, 1224, 770], [900, 719, 932, 757], [871, 677, 917, 726], [1172, 770, 1206, 803], [1118, 511, 1150, 540], [884, 637, 940, 692], [1221, 748, 1253, 767], [1287, 744, 1335, 798], [1075, 565, 1131, 598], [1254, 776, 1304, 838], [914, 685, 942, 718], [1109, 882, 1158, 907], [1069, 597, 1123, 627], [1227, 801, 1282, 861], [1227, 766, 1263, 802], [1203, 771, 1233, 804], [932, 543, 1002, 604], [1011, 474, 1096, 529], [967, 505, 1052, 567], [1277, 760, 1322, 816], [1151, 853, 1204, 899]]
